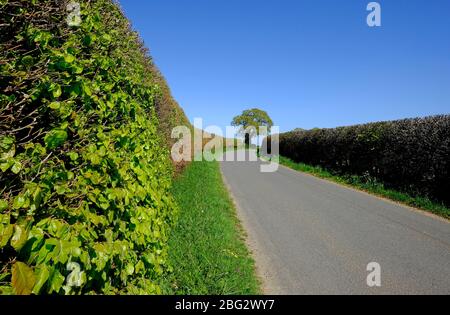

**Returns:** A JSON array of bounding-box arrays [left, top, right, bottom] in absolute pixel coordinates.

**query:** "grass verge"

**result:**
[[277, 156, 450, 219], [163, 160, 260, 294]]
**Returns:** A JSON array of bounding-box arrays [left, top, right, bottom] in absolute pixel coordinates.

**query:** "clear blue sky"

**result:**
[[119, 0, 450, 132]]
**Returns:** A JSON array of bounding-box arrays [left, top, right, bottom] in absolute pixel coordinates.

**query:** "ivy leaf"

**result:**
[[135, 260, 144, 274], [83, 34, 93, 46], [11, 225, 29, 251], [0, 135, 14, 148], [82, 82, 92, 96], [48, 268, 65, 294], [72, 65, 83, 74], [125, 263, 134, 276], [68, 82, 82, 97], [47, 239, 81, 264], [21, 55, 34, 68], [11, 161, 22, 174], [0, 224, 14, 248], [49, 83, 62, 98], [64, 54, 75, 63], [0, 158, 14, 172], [29, 186, 43, 214], [12, 262, 36, 295], [13, 194, 29, 210], [0, 286, 13, 295], [101, 34, 112, 45], [36, 243, 53, 265], [0, 136, 15, 159], [44, 129, 68, 149], [32, 265, 50, 295], [68, 152, 79, 161], [0, 199, 8, 211], [48, 101, 60, 110]]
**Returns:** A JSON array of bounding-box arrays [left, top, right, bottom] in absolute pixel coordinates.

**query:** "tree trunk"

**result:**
[[245, 133, 250, 148]]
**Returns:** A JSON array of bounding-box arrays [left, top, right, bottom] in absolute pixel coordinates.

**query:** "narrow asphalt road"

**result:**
[[220, 151, 450, 295]]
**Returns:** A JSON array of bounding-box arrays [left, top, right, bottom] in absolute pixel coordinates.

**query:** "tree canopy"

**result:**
[[231, 109, 274, 146]]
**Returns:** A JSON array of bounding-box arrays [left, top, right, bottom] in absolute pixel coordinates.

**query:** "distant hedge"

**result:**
[[275, 115, 450, 206], [0, 0, 179, 294]]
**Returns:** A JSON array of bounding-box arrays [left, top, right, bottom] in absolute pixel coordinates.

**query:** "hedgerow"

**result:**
[[276, 115, 450, 206], [0, 0, 180, 294], [151, 64, 190, 147]]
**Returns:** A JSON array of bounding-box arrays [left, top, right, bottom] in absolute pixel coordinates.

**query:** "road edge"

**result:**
[[219, 163, 283, 295]]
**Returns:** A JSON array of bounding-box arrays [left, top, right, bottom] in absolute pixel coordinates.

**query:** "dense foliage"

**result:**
[[274, 116, 450, 206], [151, 65, 190, 147], [0, 0, 182, 294], [231, 108, 273, 146]]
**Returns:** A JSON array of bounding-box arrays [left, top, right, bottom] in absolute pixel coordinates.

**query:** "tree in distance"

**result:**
[[231, 108, 274, 147]]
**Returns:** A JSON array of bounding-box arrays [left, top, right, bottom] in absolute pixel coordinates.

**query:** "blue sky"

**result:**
[[119, 0, 450, 132]]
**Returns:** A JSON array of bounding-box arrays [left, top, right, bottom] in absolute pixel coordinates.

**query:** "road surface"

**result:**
[[220, 151, 450, 294]]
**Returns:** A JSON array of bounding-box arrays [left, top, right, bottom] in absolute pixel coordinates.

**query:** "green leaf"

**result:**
[[49, 101, 60, 110], [0, 224, 14, 248], [48, 269, 65, 294], [0, 213, 10, 225], [0, 158, 14, 172], [32, 265, 50, 295], [64, 54, 75, 63], [44, 129, 68, 149], [83, 34, 93, 46], [13, 194, 29, 210], [36, 244, 52, 265], [21, 55, 34, 68], [11, 262, 36, 295], [47, 238, 81, 264], [82, 82, 92, 96], [125, 263, 134, 275], [72, 65, 83, 74], [0, 199, 8, 211], [11, 225, 29, 251], [68, 82, 82, 97], [31, 186, 42, 206], [49, 83, 62, 98], [54, 184, 67, 195], [11, 161, 22, 174], [101, 34, 112, 45], [0, 286, 13, 295], [68, 152, 79, 161], [135, 260, 144, 274], [0, 136, 15, 159], [0, 135, 14, 148]]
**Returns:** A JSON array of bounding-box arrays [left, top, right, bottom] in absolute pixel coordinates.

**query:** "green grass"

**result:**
[[277, 156, 450, 219], [162, 160, 260, 295]]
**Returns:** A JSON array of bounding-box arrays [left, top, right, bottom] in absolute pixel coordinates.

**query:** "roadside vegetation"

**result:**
[[262, 115, 450, 219], [0, 0, 188, 295], [277, 156, 450, 219], [163, 160, 260, 295]]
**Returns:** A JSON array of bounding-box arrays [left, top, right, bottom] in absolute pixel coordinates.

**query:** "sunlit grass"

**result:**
[[163, 160, 260, 294]]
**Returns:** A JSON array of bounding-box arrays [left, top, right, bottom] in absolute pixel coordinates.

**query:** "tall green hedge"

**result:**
[[276, 115, 450, 206], [0, 0, 179, 294]]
